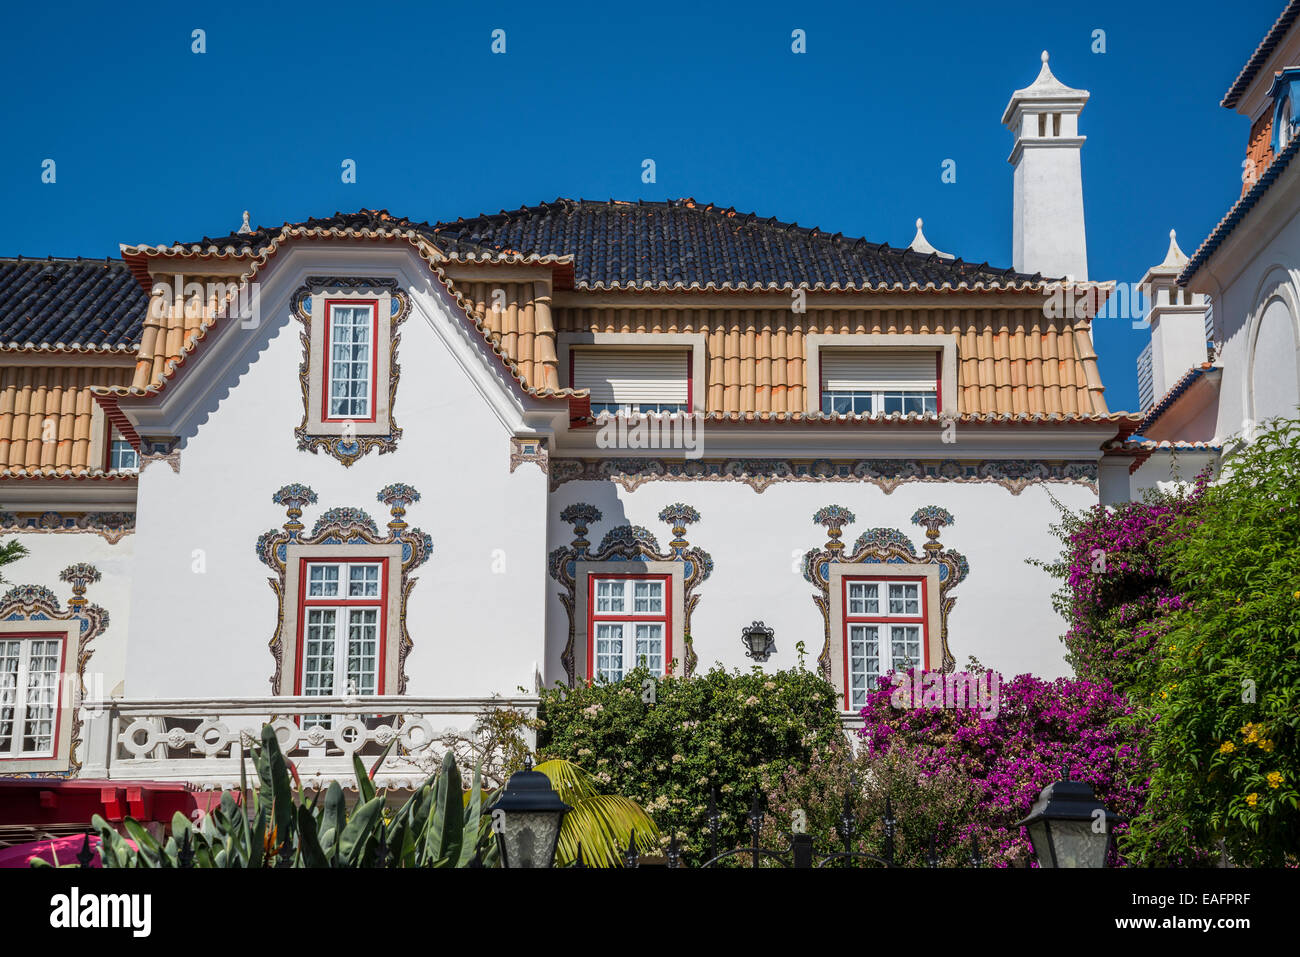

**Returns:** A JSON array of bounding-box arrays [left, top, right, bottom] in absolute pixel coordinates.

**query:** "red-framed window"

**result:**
[[587, 574, 672, 682], [841, 575, 929, 710], [295, 559, 389, 721], [0, 633, 66, 760], [322, 299, 379, 423]]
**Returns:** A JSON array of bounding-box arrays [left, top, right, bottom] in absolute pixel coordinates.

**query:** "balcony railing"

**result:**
[[79, 696, 539, 789]]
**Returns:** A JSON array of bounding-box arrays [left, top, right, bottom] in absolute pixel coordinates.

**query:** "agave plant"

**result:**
[[534, 759, 660, 867], [59, 724, 490, 868]]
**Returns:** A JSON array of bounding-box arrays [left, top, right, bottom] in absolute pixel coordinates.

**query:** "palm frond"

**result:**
[[534, 759, 601, 803], [556, 794, 661, 868]]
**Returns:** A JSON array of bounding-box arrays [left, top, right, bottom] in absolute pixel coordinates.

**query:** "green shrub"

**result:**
[[536, 660, 843, 862], [1130, 417, 1300, 865], [760, 736, 1003, 867]]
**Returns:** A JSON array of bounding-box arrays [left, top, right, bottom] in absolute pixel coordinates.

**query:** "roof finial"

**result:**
[[909, 217, 954, 259], [238, 210, 252, 234], [1041, 50, 1049, 64], [1155, 227, 1188, 270]]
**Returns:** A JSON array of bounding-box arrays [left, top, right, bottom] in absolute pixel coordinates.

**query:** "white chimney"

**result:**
[[1002, 51, 1090, 280], [1141, 229, 1210, 397]]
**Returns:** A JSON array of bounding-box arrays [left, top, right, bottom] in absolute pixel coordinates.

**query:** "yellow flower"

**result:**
[[1260, 739, 1275, 753], [1246, 793, 1259, 807], [1160, 691, 1168, 700], [1267, 772, 1283, 789], [1294, 591, 1300, 599], [1241, 722, 1262, 743], [1219, 740, 1236, 754]]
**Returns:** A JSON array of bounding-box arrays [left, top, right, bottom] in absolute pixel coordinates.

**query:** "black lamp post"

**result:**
[[741, 621, 776, 661], [1015, 779, 1119, 868], [493, 756, 571, 868]]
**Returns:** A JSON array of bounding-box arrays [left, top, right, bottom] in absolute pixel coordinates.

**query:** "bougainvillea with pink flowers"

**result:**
[[1030, 476, 1208, 698], [857, 670, 1151, 865]]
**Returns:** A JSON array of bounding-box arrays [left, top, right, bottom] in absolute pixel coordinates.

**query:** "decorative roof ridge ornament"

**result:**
[[907, 218, 954, 260], [1155, 228, 1188, 271], [238, 210, 252, 235]]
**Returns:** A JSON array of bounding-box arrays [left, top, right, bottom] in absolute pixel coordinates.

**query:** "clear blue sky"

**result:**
[[0, 0, 1283, 410]]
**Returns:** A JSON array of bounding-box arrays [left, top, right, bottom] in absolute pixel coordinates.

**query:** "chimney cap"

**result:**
[[1002, 49, 1089, 126]]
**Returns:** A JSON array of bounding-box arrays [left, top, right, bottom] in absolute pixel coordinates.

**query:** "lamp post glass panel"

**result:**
[[741, 621, 775, 661], [1016, 780, 1119, 868], [494, 758, 571, 868]]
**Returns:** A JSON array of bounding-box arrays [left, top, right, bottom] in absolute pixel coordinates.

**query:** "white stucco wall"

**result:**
[[1200, 210, 1300, 441], [0, 531, 134, 701], [1013, 144, 1089, 281], [546, 477, 1096, 690], [124, 246, 549, 700]]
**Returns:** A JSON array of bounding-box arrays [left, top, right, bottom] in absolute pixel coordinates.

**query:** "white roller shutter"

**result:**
[[572, 350, 689, 405], [820, 350, 937, 392]]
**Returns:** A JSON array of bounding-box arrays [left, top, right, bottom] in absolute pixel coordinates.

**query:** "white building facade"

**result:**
[[0, 53, 1148, 819]]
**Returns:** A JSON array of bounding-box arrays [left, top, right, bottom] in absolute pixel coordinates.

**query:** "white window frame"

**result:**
[[108, 435, 139, 472], [804, 333, 958, 416], [820, 388, 939, 416], [324, 301, 377, 422], [0, 634, 64, 759], [558, 333, 707, 414]]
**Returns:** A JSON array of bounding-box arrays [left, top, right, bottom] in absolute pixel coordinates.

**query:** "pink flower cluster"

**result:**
[[858, 671, 1150, 865]]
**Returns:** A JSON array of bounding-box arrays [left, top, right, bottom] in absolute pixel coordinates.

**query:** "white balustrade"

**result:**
[[80, 696, 539, 789]]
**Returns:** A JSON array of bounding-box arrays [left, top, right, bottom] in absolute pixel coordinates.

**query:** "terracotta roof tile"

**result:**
[[0, 363, 135, 474]]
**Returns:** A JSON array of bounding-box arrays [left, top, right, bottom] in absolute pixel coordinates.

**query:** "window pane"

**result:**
[[595, 623, 624, 682], [348, 564, 381, 598], [109, 439, 138, 472], [634, 623, 664, 674], [633, 580, 663, 614], [888, 583, 920, 615], [328, 305, 372, 418], [847, 582, 879, 615], [0, 640, 20, 754], [303, 609, 337, 697], [595, 580, 624, 613], [346, 609, 379, 695], [890, 625, 922, 672], [22, 640, 60, 754], [308, 564, 340, 597], [848, 625, 880, 708]]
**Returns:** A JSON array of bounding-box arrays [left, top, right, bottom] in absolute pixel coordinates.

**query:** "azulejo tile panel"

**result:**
[[549, 502, 713, 685], [804, 505, 968, 679], [549, 457, 1098, 494], [257, 483, 433, 694], [0, 511, 135, 544]]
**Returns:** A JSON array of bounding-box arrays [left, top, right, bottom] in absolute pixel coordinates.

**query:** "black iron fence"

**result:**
[[578, 788, 987, 869]]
